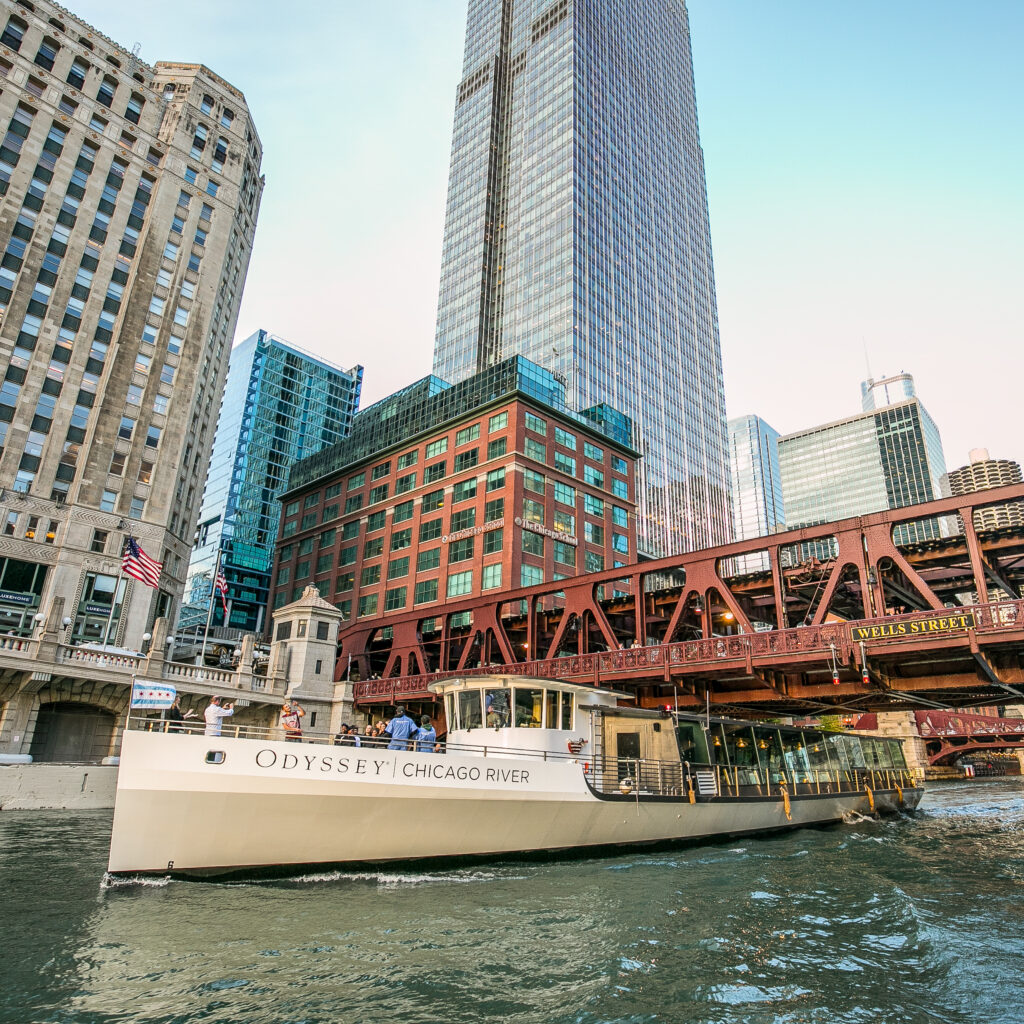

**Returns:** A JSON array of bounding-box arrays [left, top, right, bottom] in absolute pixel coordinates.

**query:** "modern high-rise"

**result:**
[[945, 448, 1024, 532], [727, 415, 784, 571], [186, 331, 362, 634], [431, 0, 730, 557], [860, 372, 915, 412], [779, 375, 948, 547], [0, 0, 262, 649]]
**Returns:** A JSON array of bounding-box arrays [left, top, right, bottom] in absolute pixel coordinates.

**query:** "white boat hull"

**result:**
[[108, 730, 922, 876]]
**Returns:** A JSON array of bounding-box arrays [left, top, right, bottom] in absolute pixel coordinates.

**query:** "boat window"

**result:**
[[886, 738, 907, 769], [803, 731, 833, 772], [458, 690, 482, 730], [724, 724, 760, 785], [514, 687, 543, 727], [544, 690, 558, 729], [707, 723, 728, 764], [781, 731, 811, 777], [834, 733, 865, 769], [755, 728, 787, 782], [444, 693, 456, 731], [484, 687, 511, 727], [722, 723, 758, 772], [676, 722, 708, 764], [560, 693, 573, 730], [863, 737, 889, 770]]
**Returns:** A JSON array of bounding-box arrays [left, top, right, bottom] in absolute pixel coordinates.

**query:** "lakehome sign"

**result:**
[[850, 612, 976, 642]]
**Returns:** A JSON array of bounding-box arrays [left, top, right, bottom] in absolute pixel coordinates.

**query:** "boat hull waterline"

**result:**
[[107, 730, 922, 877]]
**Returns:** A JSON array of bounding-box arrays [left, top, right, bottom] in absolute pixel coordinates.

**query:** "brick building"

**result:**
[[270, 357, 638, 682]]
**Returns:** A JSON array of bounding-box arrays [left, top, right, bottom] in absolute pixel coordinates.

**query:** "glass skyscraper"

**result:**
[[432, 0, 730, 557], [185, 331, 362, 634], [728, 415, 784, 572], [779, 375, 948, 549]]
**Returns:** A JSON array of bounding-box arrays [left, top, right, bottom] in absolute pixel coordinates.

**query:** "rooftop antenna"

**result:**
[[863, 341, 873, 382]]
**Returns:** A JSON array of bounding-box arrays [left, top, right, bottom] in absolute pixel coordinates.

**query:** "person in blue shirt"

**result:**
[[413, 715, 438, 753], [385, 706, 419, 750]]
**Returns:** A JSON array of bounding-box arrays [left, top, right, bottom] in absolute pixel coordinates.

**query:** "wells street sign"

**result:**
[[850, 612, 976, 642]]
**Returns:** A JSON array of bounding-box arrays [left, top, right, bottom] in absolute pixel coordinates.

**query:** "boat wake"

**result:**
[[842, 810, 878, 825], [100, 871, 174, 890], [284, 867, 527, 888]]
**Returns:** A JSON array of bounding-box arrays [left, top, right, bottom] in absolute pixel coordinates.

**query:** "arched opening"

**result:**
[[29, 702, 116, 763]]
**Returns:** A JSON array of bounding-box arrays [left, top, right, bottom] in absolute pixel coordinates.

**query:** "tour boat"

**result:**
[[107, 676, 923, 878]]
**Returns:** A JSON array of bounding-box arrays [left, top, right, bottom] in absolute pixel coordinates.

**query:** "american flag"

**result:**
[[122, 537, 162, 588], [215, 565, 228, 614]]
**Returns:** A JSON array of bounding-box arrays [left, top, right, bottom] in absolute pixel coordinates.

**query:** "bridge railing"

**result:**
[[354, 599, 1024, 700]]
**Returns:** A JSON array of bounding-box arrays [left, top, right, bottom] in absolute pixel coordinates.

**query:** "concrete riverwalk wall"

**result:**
[[0, 764, 117, 810]]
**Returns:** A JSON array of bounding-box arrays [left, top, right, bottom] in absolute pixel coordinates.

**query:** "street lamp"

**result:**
[[141, 631, 152, 655]]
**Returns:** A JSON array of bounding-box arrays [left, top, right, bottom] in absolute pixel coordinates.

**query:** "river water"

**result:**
[[1, 780, 1022, 1024]]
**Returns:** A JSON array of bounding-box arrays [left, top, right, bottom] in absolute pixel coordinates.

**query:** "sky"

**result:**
[[74, 0, 1024, 471]]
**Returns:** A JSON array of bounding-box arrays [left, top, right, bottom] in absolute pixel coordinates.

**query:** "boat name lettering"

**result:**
[[399, 762, 530, 784], [254, 749, 389, 776], [849, 612, 976, 641], [252, 749, 533, 786]]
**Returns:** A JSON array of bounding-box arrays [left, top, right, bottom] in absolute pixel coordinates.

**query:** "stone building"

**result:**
[[0, 0, 262, 761]]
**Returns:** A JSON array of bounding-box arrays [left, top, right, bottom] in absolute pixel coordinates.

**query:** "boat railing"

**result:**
[[128, 719, 922, 796], [129, 717, 597, 763], [585, 757, 921, 800]]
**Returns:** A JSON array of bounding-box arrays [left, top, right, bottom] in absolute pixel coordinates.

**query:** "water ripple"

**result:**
[[0, 783, 1022, 1023]]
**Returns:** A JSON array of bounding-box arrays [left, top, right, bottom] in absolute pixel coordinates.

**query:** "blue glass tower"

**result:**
[[728, 415, 784, 572], [185, 331, 362, 633], [432, 0, 730, 556]]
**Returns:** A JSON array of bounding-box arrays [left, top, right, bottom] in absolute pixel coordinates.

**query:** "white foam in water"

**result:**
[[100, 872, 173, 890], [842, 810, 877, 825], [286, 868, 525, 887]]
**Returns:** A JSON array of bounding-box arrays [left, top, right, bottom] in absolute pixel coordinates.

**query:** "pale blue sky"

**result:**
[[75, 1, 1023, 470]]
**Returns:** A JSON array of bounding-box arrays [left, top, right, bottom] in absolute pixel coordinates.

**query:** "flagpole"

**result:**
[[199, 549, 222, 668]]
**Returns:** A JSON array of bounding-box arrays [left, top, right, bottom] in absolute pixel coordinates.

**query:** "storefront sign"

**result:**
[[0, 590, 33, 606], [514, 517, 578, 546], [85, 603, 112, 615], [850, 612, 976, 642]]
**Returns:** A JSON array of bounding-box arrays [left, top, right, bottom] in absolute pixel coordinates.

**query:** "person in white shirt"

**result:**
[[204, 695, 235, 737]]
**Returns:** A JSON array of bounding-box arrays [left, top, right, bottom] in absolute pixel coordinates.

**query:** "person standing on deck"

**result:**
[[204, 696, 235, 737], [385, 706, 418, 750], [413, 715, 438, 753], [280, 701, 305, 742]]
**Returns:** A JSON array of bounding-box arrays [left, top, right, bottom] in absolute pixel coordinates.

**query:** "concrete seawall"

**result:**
[[0, 764, 117, 810]]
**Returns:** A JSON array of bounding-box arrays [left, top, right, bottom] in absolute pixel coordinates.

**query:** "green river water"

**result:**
[[1, 779, 1022, 1024]]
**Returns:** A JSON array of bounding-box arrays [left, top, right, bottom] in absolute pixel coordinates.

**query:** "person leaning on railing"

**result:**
[[280, 701, 305, 742], [163, 696, 197, 733]]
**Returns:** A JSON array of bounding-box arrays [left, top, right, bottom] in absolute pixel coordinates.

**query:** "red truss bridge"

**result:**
[[343, 483, 1024, 717]]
